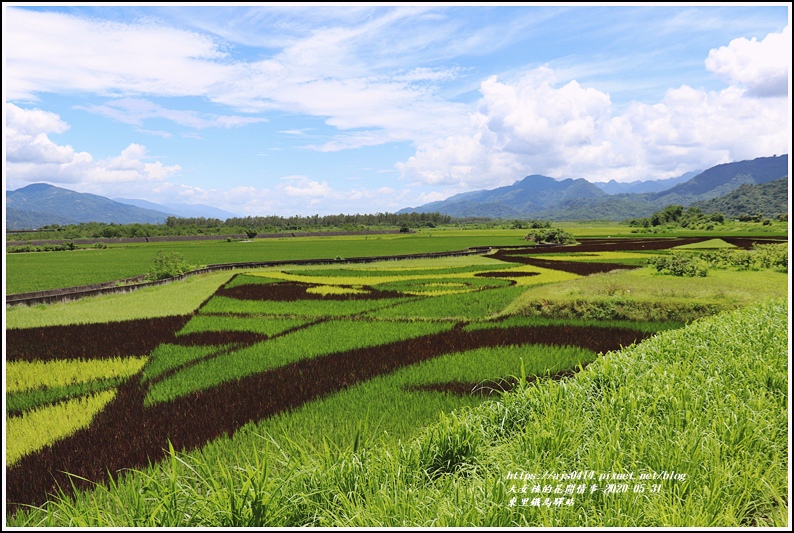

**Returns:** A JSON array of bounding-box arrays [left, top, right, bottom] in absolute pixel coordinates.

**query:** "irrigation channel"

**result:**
[[5, 236, 786, 512]]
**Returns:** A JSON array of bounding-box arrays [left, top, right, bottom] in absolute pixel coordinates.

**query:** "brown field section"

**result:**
[[6, 316, 191, 362], [218, 281, 405, 301]]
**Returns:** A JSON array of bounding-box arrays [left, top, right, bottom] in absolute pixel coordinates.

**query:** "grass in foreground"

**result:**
[[10, 298, 786, 526], [502, 267, 788, 322]]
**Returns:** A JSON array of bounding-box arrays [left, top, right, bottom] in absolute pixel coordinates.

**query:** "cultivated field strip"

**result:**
[[5, 316, 191, 361]]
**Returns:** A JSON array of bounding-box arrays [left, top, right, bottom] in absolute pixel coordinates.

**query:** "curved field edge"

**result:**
[[5, 271, 235, 328], [8, 299, 788, 527]]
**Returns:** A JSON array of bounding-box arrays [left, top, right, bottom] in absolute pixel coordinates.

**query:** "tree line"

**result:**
[[6, 212, 463, 241]]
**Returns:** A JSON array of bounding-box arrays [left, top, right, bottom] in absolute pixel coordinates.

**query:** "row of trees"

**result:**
[[165, 212, 455, 229], [7, 212, 459, 241], [627, 205, 725, 230]]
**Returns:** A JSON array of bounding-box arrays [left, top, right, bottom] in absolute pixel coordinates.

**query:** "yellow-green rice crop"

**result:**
[[531, 251, 661, 262], [305, 286, 371, 296], [369, 286, 528, 320], [5, 270, 235, 329], [177, 316, 307, 336], [673, 238, 736, 249], [7, 357, 147, 393], [198, 295, 410, 317], [498, 265, 581, 286], [6, 390, 117, 466]]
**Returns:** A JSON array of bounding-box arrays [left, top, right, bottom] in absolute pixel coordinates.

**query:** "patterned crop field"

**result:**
[[6, 238, 718, 513]]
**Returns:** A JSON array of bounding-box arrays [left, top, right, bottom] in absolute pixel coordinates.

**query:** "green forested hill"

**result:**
[[691, 177, 789, 218]]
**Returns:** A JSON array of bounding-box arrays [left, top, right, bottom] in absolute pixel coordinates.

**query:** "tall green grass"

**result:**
[[503, 267, 788, 322]]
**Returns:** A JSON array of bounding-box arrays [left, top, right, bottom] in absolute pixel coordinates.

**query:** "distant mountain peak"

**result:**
[[397, 155, 788, 220], [14, 182, 57, 193], [7, 184, 173, 229]]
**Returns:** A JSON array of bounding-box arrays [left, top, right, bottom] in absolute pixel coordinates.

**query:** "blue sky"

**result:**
[[3, 4, 791, 217]]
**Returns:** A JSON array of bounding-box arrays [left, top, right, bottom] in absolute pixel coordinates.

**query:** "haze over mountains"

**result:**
[[398, 155, 789, 220], [5, 155, 789, 230], [112, 198, 239, 221], [6, 184, 239, 230], [594, 171, 701, 195]]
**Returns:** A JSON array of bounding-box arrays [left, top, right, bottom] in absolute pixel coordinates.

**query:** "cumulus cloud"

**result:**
[[153, 180, 413, 217], [5, 104, 181, 193], [705, 25, 790, 97], [279, 176, 334, 198], [399, 25, 790, 191], [6, 103, 69, 135], [4, 103, 413, 215]]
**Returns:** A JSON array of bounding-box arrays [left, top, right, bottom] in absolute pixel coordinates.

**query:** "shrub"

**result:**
[[647, 252, 708, 277], [752, 243, 788, 272], [524, 228, 576, 245], [7, 245, 36, 253], [145, 251, 193, 281]]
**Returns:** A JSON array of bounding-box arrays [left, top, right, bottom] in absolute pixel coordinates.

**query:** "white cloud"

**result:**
[[5, 105, 181, 193], [5, 103, 69, 135], [4, 8, 231, 101], [77, 98, 268, 130], [5, 7, 468, 150], [279, 176, 334, 198], [154, 179, 414, 217], [399, 26, 790, 192], [705, 25, 790, 97], [6, 104, 89, 167]]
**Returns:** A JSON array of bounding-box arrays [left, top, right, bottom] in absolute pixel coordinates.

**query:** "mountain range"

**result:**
[[398, 155, 789, 220], [112, 198, 239, 220], [594, 170, 700, 195], [691, 176, 789, 219], [5, 155, 789, 229], [6, 184, 239, 230]]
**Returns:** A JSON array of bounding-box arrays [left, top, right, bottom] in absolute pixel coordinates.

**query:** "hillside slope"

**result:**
[[7, 184, 172, 228]]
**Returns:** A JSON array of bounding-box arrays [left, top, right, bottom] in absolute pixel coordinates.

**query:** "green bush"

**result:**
[[145, 251, 193, 281], [698, 244, 787, 273], [524, 228, 576, 245], [7, 245, 36, 253], [647, 252, 708, 277], [753, 243, 788, 272]]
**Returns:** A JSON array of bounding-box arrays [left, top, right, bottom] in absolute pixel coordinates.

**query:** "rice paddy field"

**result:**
[[4, 234, 790, 527]]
